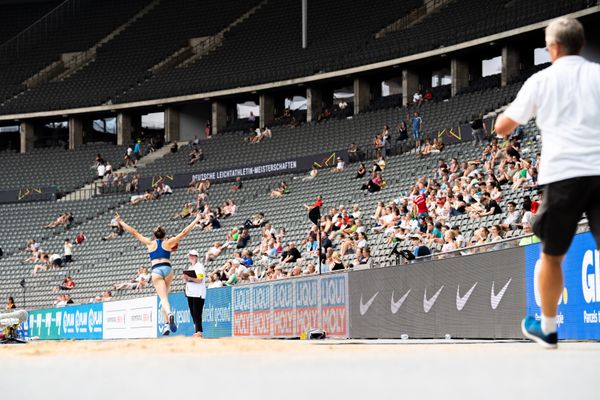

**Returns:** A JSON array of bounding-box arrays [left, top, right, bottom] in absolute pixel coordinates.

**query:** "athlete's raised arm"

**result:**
[[164, 213, 202, 249], [114, 213, 152, 246]]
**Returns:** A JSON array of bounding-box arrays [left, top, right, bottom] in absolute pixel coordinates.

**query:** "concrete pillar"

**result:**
[[212, 101, 227, 135], [164, 107, 180, 142], [502, 45, 520, 87], [451, 58, 470, 96], [68, 117, 83, 150], [306, 87, 322, 123], [402, 68, 419, 107], [117, 112, 132, 146], [353, 78, 371, 115], [19, 121, 34, 153], [259, 94, 275, 128]]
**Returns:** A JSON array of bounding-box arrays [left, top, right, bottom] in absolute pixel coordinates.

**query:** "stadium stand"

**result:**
[[0, 143, 128, 192], [0, 1, 60, 45], [0, 1, 594, 313], [0, 0, 592, 114], [138, 82, 520, 177]]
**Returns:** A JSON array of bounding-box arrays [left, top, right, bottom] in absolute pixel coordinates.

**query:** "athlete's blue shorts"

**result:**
[[151, 263, 173, 278]]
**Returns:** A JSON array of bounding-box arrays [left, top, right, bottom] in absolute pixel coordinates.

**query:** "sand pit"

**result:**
[[2, 338, 600, 400]]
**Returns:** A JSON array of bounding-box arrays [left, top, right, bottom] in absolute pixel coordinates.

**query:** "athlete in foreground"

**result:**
[[115, 212, 202, 335], [495, 17, 600, 348]]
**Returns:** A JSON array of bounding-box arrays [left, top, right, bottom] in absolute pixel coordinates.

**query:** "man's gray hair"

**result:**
[[545, 17, 585, 55]]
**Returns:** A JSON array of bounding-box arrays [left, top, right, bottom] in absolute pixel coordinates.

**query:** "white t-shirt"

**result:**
[[185, 262, 206, 298], [64, 243, 72, 256], [503, 56, 600, 184], [97, 164, 106, 177]]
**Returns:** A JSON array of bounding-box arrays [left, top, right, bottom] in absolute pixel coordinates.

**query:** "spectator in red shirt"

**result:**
[[413, 190, 429, 218], [75, 232, 86, 245]]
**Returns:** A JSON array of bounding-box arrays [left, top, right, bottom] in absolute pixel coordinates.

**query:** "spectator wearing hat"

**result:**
[[332, 157, 345, 173], [183, 249, 206, 337]]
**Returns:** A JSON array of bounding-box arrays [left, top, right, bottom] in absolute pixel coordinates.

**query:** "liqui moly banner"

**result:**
[[232, 273, 349, 338]]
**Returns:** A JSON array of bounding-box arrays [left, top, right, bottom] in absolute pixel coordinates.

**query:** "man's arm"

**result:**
[[494, 114, 519, 137], [114, 213, 152, 245]]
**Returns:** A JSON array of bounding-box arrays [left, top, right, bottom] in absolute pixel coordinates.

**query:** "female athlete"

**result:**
[[115, 212, 202, 335]]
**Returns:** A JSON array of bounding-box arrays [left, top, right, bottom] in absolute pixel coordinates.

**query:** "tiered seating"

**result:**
[[0, 0, 149, 105], [140, 83, 521, 177], [0, 0, 591, 114], [0, 0, 260, 113], [116, 0, 585, 103], [0, 125, 543, 309], [0, 1, 60, 44], [0, 143, 127, 192]]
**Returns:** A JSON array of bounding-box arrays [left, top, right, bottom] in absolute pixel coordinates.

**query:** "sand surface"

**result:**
[[2, 338, 599, 400]]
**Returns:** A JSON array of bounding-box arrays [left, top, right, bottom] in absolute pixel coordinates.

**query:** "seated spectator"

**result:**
[[303, 166, 319, 181], [205, 242, 227, 263], [54, 294, 68, 307], [93, 291, 113, 303], [423, 89, 433, 102], [244, 213, 266, 229], [440, 230, 458, 253], [102, 217, 124, 241], [230, 177, 243, 192], [50, 253, 63, 269], [75, 232, 86, 245], [207, 273, 224, 288], [419, 138, 433, 157], [236, 229, 251, 249], [410, 235, 432, 258], [170, 142, 178, 153], [413, 90, 423, 106], [354, 162, 367, 179], [63, 239, 73, 263], [518, 223, 541, 246], [31, 254, 51, 275], [172, 203, 194, 220], [303, 263, 317, 275], [5, 296, 16, 310], [361, 171, 383, 193], [45, 212, 73, 229], [53, 276, 75, 292], [188, 147, 204, 165], [328, 252, 346, 271], [500, 202, 521, 231], [270, 181, 289, 197], [332, 157, 345, 173], [221, 200, 237, 218], [281, 242, 301, 263], [130, 190, 153, 205], [113, 267, 152, 290], [241, 250, 253, 267], [471, 192, 502, 218], [353, 247, 373, 270], [348, 143, 365, 163]]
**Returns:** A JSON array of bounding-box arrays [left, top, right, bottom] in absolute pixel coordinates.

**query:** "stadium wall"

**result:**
[[23, 232, 600, 340]]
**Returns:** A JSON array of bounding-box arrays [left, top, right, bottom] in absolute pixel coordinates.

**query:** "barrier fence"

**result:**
[[21, 232, 600, 340]]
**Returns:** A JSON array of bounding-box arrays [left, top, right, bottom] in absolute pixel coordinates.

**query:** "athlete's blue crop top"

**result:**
[[149, 239, 171, 262]]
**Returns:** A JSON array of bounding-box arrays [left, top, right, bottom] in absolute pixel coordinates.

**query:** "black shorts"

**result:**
[[533, 176, 600, 256]]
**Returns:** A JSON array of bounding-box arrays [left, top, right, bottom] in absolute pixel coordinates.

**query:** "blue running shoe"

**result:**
[[168, 313, 177, 333], [521, 316, 558, 349]]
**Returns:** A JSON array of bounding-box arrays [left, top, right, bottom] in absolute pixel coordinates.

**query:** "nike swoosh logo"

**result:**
[[390, 289, 411, 314], [491, 278, 512, 310], [456, 282, 478, 311], [423, 286, 444, 313], [359, 292, 379, 315]]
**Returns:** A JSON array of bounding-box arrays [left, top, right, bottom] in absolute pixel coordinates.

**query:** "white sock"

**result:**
[[541, 315, 557, 335]]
